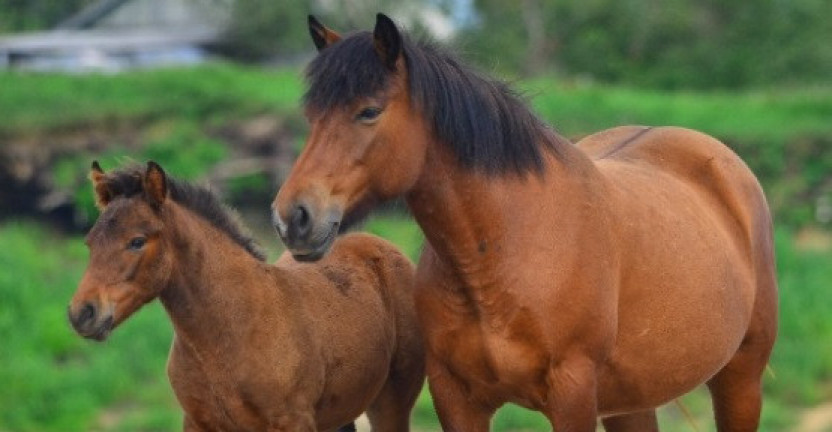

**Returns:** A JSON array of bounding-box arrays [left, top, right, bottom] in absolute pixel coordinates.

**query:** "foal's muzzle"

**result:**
[[68, 301, 114, 341], [272, 202, 341, 262]]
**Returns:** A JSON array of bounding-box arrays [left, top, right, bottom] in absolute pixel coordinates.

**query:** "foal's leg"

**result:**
[[601, 410, 659, 432], [542, 357, 600, 432], [365, 367, 424, 431], [366, 337, 426, 432], [426, 356, 496, 432]]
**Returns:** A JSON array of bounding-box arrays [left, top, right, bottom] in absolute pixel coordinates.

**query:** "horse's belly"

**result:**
[[315, 356, 392, 428], [597, 274, 753, 413]]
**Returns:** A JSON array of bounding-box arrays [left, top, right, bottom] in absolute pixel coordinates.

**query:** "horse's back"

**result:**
[[281, 232, 416, 295], [276, 232, 416, 329], [580, 126, 773, 267], [322, 232, 422, 357], [581, 125, 775, 302]]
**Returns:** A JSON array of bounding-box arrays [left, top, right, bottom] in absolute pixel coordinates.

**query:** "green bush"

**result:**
[[51, 123, 229, 227]]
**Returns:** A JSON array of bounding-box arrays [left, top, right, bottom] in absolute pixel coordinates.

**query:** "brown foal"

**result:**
[[68, 161, 425, 431], [272, 14, 778, 432]]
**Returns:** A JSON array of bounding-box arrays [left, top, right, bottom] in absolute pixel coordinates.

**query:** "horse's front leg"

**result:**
[[268, 411, 317, 432], [543, 356, 600, 432], [427, 355, 496, 432]]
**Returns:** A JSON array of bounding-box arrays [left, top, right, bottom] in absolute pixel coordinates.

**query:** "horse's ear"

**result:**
[[373, 13, 401, 70], [308, 15, 341, 51], [90, 160, 112, 210], [143, 161, 168, 208]]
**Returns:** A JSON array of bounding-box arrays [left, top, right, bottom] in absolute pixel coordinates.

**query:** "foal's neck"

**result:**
[[158, 205, 271, 349]]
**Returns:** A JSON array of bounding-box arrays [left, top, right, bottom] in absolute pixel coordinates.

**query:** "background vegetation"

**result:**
[[2, 66, 829, 229], [1, 0, 831, 430], [5, 0, 831, 89]]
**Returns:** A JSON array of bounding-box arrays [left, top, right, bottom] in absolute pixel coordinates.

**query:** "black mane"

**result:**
[[304, 31, 568, 175], [100, 165, 266, 261]]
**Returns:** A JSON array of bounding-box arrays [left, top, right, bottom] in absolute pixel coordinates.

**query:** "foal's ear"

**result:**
[[308, 15, 341, 51], [143, 161, 168, 208], [373, 13, 401, 70], [90, 160, 112, 210]]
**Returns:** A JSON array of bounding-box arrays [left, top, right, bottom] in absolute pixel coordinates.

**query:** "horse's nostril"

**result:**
[[80, 302, 96, 324], [292, 204, 312, 237]]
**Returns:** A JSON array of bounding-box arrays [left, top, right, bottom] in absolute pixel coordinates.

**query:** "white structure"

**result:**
[[0, 0, 232, 72]]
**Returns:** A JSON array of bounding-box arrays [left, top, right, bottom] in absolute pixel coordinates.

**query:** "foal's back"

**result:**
[[275, 232, 424, 430]]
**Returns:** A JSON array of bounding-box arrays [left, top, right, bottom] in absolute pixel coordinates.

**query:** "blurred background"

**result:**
[[0, 0, 830, 430]]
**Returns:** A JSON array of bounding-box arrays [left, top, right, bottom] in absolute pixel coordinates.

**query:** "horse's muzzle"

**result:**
[[272, 202, 341, 262], [68, 302, 114, 341]]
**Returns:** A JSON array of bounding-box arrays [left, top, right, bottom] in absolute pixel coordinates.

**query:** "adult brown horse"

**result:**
[[273, 13, 778, 432], [68, 161, 425, 432]]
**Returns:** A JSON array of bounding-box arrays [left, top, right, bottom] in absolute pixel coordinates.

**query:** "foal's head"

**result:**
[[274, 14, 555, 261], [68, 162, 176, 340], [68, 161, 264, 340], [69, 161, 265, 340]]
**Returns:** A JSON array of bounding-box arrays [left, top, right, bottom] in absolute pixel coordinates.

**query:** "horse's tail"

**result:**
[[337, 422, 357, 432]]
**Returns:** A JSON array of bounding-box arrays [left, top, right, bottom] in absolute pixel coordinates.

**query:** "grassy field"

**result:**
[[2, 63, 829, 227], [2, 63, 831, 140], [0, 64, 303, 136], [1, 63, 831, 430], [1, 215, 831, 431]]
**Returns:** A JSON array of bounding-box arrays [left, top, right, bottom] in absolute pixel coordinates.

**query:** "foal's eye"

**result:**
[[356, 107, 383, 123], [127, 237, 146, 251]]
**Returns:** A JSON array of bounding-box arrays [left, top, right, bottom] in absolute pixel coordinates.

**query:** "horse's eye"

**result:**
[[127, 236, 146, 251], [356, 107, 383, 123]]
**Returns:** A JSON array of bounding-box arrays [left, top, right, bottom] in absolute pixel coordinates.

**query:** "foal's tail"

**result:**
[[337, 422, 357, 432]]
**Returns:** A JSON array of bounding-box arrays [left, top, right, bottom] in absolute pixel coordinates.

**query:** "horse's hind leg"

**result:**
[[707, 347, 767, 432], [602, 410, 659, 431], [707, 276, 777, 432]]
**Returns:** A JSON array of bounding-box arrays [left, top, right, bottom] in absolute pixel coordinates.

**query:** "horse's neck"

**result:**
[[406, 138, 598, 298], [158, 206, 272, 350]]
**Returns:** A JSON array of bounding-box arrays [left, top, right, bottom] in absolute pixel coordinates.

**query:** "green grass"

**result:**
[[525, 80, 832, 142], [0, 63, 303, 136], [2, 217, 829, 431], [0, 222, 179, 431], [3, 63, 831, 143]]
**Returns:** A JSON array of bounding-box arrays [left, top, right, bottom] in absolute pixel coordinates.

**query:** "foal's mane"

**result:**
[[304, 31, 569, 175], [100, 165, 266, 261]]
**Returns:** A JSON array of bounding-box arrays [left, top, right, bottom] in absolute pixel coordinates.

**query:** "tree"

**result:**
[[0, 0, 97, 33], [462, 0, 832, 88], [220, 0, 419, 62]]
